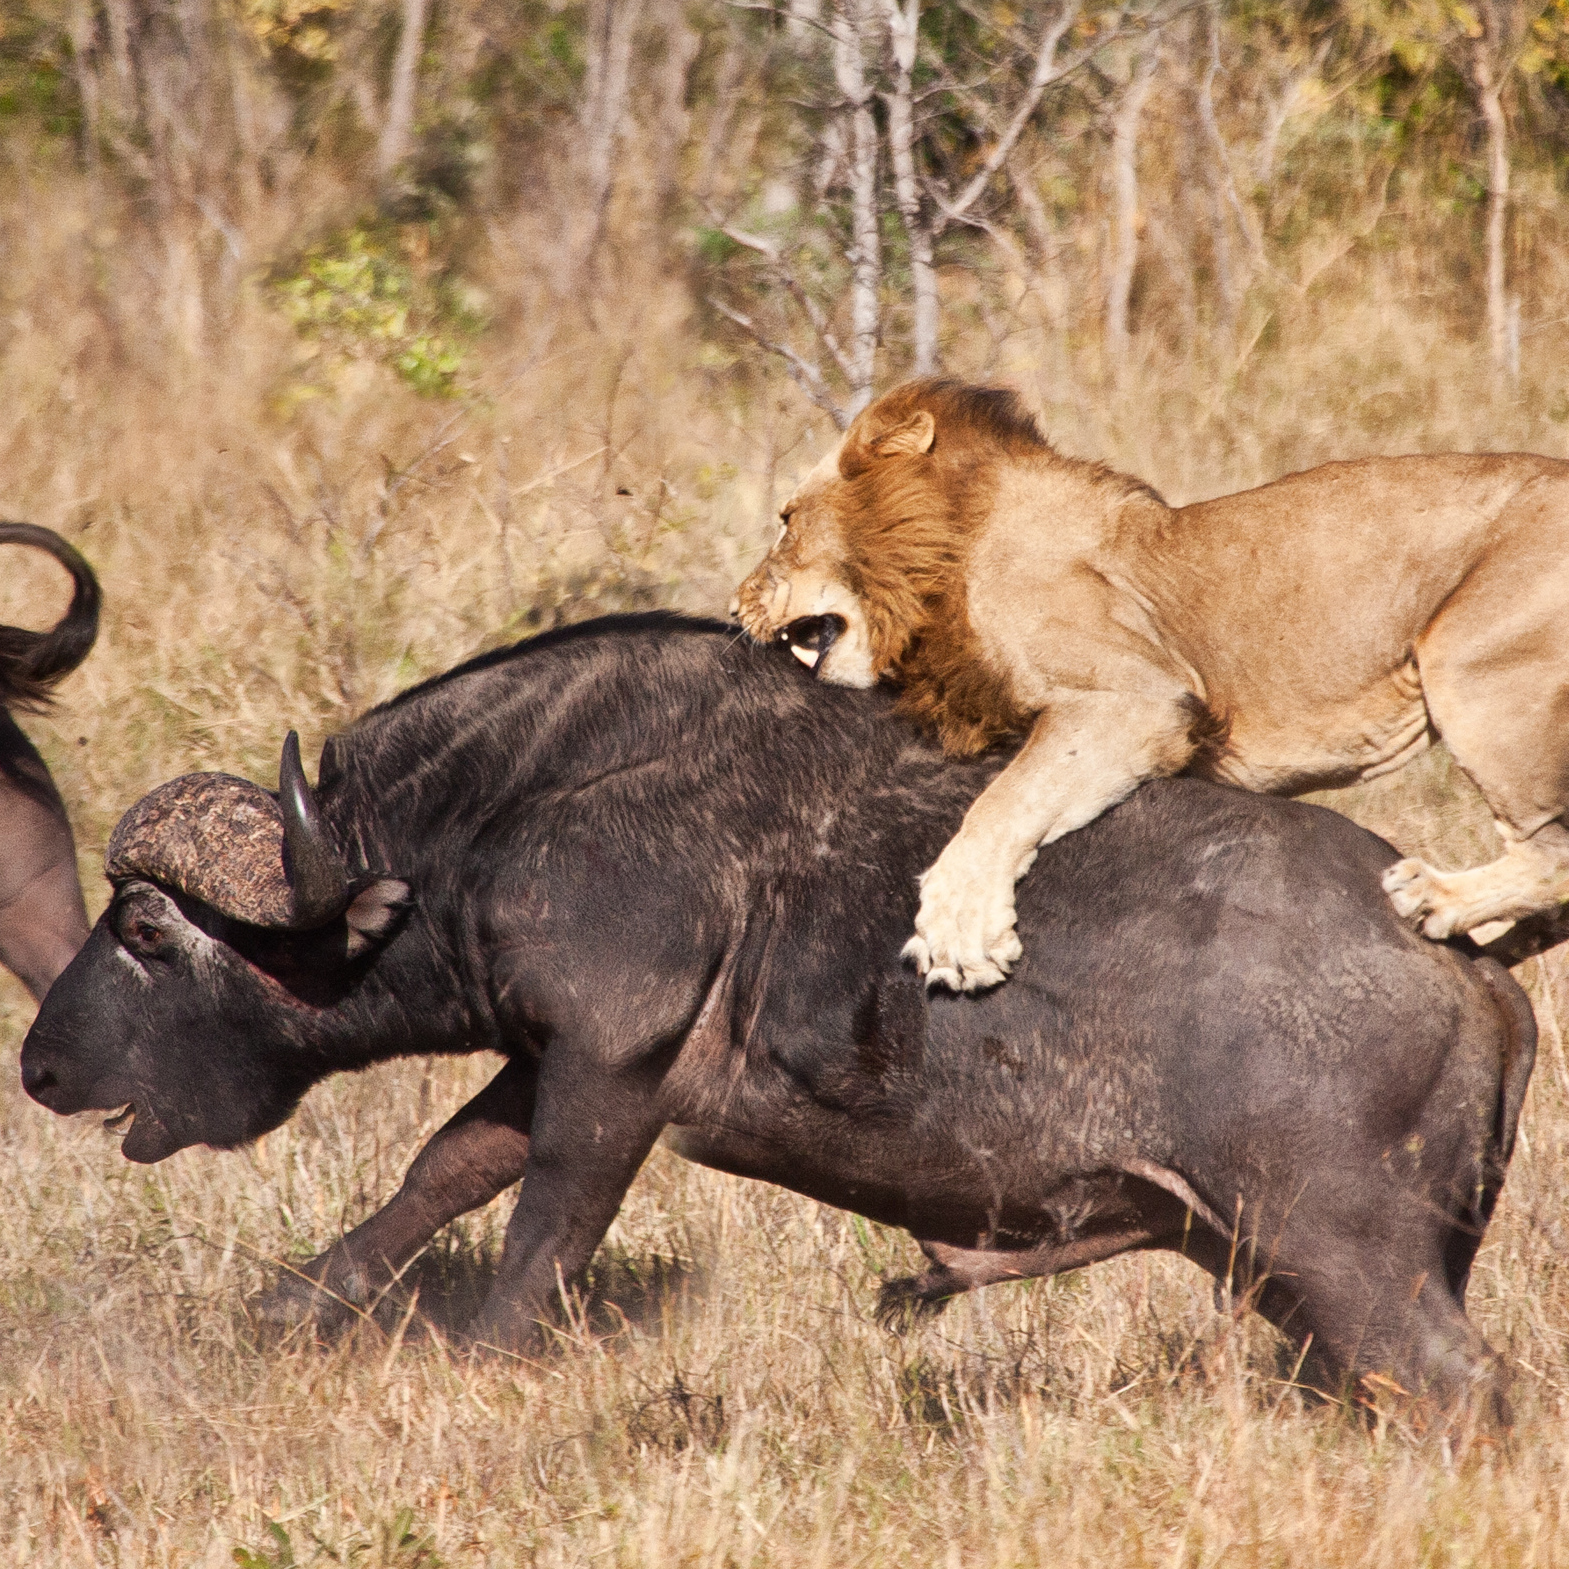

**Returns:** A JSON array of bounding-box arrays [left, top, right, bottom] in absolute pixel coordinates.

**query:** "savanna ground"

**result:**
[[9, 3, 1569, 1553]]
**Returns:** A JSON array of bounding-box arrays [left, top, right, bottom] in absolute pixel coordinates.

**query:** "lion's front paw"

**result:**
[[1382, 858, 1465, 940], [903, 850, 1022, 993]]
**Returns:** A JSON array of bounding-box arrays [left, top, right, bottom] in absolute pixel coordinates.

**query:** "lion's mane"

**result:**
[[838, 379, 1153, 758]]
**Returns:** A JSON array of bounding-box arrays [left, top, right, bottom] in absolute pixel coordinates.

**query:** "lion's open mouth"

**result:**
[[779, 615, 845, 672], [103, 1102, 135, 1135]]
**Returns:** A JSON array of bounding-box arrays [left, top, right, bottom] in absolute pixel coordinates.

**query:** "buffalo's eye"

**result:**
[[125, 917, 164, 955]]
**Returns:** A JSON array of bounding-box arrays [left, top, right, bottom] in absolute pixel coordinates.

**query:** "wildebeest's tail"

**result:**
[[0, 523, 101, 711]]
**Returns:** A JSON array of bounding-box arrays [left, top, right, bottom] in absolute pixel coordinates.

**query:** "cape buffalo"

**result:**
[[20, 614, 1536, 1421], [1, 523, 101, 1000]]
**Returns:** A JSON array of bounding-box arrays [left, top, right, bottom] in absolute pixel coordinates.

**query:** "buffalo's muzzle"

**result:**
[[20, 1054, 59, 1106], [779, 615, 845, 672]]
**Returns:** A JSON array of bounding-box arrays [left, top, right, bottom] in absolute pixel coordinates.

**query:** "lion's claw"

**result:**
[[905, 855, 1022, 993], [1383, 857, 1465, 939]]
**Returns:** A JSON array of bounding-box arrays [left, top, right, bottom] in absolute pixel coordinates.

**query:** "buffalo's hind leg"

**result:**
[[878, 1225, 1165, 1332], [258, 1056, 538, 1333], [1238, 1211, 1511, 1436]]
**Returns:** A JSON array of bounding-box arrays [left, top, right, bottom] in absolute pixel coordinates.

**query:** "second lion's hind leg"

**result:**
[[1397, 477, 1569, 941]]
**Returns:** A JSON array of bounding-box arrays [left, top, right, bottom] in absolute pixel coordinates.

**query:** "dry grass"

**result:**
[[7, 162, 1569, 1563]]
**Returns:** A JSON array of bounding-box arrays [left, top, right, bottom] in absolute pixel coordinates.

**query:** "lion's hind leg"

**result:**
[[1384, 823, 1569, 940], [1385, 471, 1569, 939]]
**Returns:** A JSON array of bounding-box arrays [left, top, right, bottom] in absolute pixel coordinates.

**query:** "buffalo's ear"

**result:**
[[870, 409, 935, 458], [344, 877, 413, 957]]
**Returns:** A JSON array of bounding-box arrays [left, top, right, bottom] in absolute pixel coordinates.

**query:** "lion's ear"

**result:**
[[870, 409, 936, 458]]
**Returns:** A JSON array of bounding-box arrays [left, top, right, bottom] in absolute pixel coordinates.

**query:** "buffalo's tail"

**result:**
[[0, 523, 101, 711], [1473, 956, 1537, 1175]]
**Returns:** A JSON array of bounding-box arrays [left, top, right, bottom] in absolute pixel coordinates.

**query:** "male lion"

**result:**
[[731, 378, 1569, 992]]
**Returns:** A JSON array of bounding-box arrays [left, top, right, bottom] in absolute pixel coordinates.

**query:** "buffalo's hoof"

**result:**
[[875, 1273, 956, 1333], [254, 1262, 365, 1333]]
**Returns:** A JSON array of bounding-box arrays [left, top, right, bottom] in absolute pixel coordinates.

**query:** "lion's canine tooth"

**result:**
[[791, 644, 821, 669], [103, 1104, 135, 1133]]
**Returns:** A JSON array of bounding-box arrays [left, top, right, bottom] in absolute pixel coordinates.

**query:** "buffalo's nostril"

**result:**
[[21, 1058, 58, 1102]]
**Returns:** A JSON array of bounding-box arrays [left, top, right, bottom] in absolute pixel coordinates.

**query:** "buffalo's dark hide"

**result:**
[[23, 614, 1537, 1423], [0, 524, 99, 1000]]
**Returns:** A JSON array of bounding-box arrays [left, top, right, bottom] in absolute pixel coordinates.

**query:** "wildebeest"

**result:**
[[21, 614, 1537, 1420], [1, 523, 100, 1000]]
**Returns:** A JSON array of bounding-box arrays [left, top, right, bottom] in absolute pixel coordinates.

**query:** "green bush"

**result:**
[[271, 226, 481, 399]]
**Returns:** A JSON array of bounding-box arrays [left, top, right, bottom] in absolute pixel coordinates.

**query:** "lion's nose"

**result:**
[[727, 593, 741, 619]]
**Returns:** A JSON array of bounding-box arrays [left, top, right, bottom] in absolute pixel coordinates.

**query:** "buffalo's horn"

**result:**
[[279, 730, 353, 927]]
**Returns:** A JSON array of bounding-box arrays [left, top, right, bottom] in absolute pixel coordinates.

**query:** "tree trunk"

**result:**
[[648, 0, 701, 206], [881, 0, 938, 375], [579, 0, 647, 252], [1193, 5, 1237, 349], [377, 0, 430, 180], [1470, 15, 1511, 375], [67, 0, 101, 168], [833, 0, 881, 412], [1105, 47, 1158, 375]]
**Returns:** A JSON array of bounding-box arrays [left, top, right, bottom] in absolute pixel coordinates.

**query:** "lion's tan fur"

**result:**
[[733, 376, 1569, 987], [831, 381, 1151, 756]]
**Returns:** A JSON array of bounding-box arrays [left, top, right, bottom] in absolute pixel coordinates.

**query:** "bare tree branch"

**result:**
[[709, 297, 851, 427], [880, 0, 940, 373], [722, 0, 841, 43], [935, 0, 1083, 229], [704, 206, 857, 381], [1106, 43, 1159, 373], [1196, 0, 1265, 273], [1470, 0, 1514, 375]]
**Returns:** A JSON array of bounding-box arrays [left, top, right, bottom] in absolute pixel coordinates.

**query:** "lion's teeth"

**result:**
[[103, 1104, 135, 1134], [791, 645, 821, 669]]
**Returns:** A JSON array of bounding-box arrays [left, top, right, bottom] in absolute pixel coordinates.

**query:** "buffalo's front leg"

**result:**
[[464, 1053, 668, 1355], [259, 1056, 538, 1330], [0, 712, 90, 1000]]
